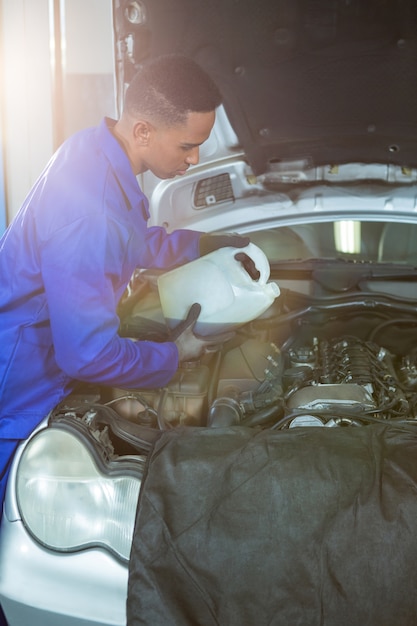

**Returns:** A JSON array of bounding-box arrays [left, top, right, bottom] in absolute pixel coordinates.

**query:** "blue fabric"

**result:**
[[0, 117, 202, 441]]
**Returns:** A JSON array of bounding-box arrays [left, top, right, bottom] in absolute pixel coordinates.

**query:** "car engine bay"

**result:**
[[49, 270, 417, 459]]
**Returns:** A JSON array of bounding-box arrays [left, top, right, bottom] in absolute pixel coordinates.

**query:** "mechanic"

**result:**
[[0, 54, 251, 528]]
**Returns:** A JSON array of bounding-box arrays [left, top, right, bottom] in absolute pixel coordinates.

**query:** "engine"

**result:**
[[283, 336, 412, 427], [48, 270, 417, 459], [100, 334, 417, 433]]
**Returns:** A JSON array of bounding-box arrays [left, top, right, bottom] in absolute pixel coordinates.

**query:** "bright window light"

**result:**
[[334, 221, 361, 254]]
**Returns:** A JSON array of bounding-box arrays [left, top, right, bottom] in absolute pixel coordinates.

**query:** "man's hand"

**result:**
[[171, 303, 234, 363], [199, 233, 260, 279], [199, 233, 250, 256], [234, 252, 261, 280]]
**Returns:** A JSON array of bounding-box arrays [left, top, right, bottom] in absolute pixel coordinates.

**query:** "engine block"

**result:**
[[285, 336, 409, 422]]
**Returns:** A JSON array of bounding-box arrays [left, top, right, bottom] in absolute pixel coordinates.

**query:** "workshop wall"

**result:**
[[0, 0, 115, 227]]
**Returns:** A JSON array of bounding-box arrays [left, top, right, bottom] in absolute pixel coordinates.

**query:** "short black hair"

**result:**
[[124, 54, 222, 127]]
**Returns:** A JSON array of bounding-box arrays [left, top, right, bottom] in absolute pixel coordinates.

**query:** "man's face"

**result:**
[[142, 110, 215, 179]]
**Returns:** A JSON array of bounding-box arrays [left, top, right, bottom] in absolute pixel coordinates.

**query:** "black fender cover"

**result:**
[[127, 423, 417, 625]]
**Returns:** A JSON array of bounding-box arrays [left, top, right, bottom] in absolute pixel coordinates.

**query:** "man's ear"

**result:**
[[133, 120, 152, 145]]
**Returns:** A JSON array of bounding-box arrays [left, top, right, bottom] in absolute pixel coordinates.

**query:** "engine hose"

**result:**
[[208, 396, 284, 429], [156, 388, 171, 430], [207, 396, 242, 428], [207, 350, 223, 407], [240, 403, 284, 428]]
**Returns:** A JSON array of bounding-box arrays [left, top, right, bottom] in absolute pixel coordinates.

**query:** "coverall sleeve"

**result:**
[[138, 225, 202, 269], [39, 213, 179, 389]]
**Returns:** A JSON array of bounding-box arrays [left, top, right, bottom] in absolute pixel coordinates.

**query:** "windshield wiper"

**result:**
[[269, 258, 417, 292]]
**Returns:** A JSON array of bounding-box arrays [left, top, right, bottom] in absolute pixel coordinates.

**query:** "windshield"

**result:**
[[249, 221, 417, 265]]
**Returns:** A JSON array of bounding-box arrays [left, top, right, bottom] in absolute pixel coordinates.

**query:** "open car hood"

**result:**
[[113, 0, 417, 175]]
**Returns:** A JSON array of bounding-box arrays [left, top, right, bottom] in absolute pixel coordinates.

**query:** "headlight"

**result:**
[[16, 427, 142, 562]]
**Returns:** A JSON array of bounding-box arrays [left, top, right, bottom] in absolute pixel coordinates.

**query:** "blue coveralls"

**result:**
[[0, 117, 202, 512]]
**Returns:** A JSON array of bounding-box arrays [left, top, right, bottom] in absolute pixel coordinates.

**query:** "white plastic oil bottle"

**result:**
[[157, 243, 280, 336]]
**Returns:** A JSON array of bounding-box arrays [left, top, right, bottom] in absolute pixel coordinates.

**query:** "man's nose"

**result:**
[[185, 146, 199, 165]]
